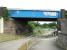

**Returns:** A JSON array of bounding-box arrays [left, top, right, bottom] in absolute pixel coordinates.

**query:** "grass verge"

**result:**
[[0, 34, 22, 42]]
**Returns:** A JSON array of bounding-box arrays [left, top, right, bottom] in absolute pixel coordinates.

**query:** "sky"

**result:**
[[0, 0, 67, 10], [38, 21, 54, 24], [34, 21, 56, 24]]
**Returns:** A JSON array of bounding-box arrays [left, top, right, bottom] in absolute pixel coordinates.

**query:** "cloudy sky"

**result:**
[[38, 21, 55, 24], [0, 0, 67, 10]]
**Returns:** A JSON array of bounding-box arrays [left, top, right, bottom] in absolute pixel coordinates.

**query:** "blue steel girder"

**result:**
[[8, 10, 61, 19]]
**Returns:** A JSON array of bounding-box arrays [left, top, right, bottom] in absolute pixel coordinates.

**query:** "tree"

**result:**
[[48, 22, 57, 29], [2, 7, 9, 21], [41, 22, 57, 29], [42, 23, 48, 28]]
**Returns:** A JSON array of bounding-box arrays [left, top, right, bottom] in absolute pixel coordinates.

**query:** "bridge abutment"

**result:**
[[57, 9, 67, 50]]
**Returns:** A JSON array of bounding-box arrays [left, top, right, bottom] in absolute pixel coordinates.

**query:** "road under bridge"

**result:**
[[0, 7, 67, 50]]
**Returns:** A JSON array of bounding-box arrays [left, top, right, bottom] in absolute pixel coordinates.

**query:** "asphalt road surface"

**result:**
[[0, 38, 30, 50], [28, 36, 63, 50]]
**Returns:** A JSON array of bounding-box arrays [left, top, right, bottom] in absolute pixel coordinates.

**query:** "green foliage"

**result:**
[[33, 27, 43, 36], [42, 22, 57, 29], [28, 21, 41, 29], [42, 23, 49, 28], [48, 22, 57, 29], [28, 21, 35, 29], [16, 21, 57, 36], [3, 8, 9, 21], [64, 11, 67, 18], [27, 21, 57, 35], [27, 21, 42, 35]]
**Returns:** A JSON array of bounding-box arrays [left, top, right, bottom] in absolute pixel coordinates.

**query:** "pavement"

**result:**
[[0, 38, 30, 50], [28, 36, 63, 50]]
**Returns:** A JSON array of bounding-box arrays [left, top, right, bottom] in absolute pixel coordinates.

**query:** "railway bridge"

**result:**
[[0, 7, 67, 50]]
